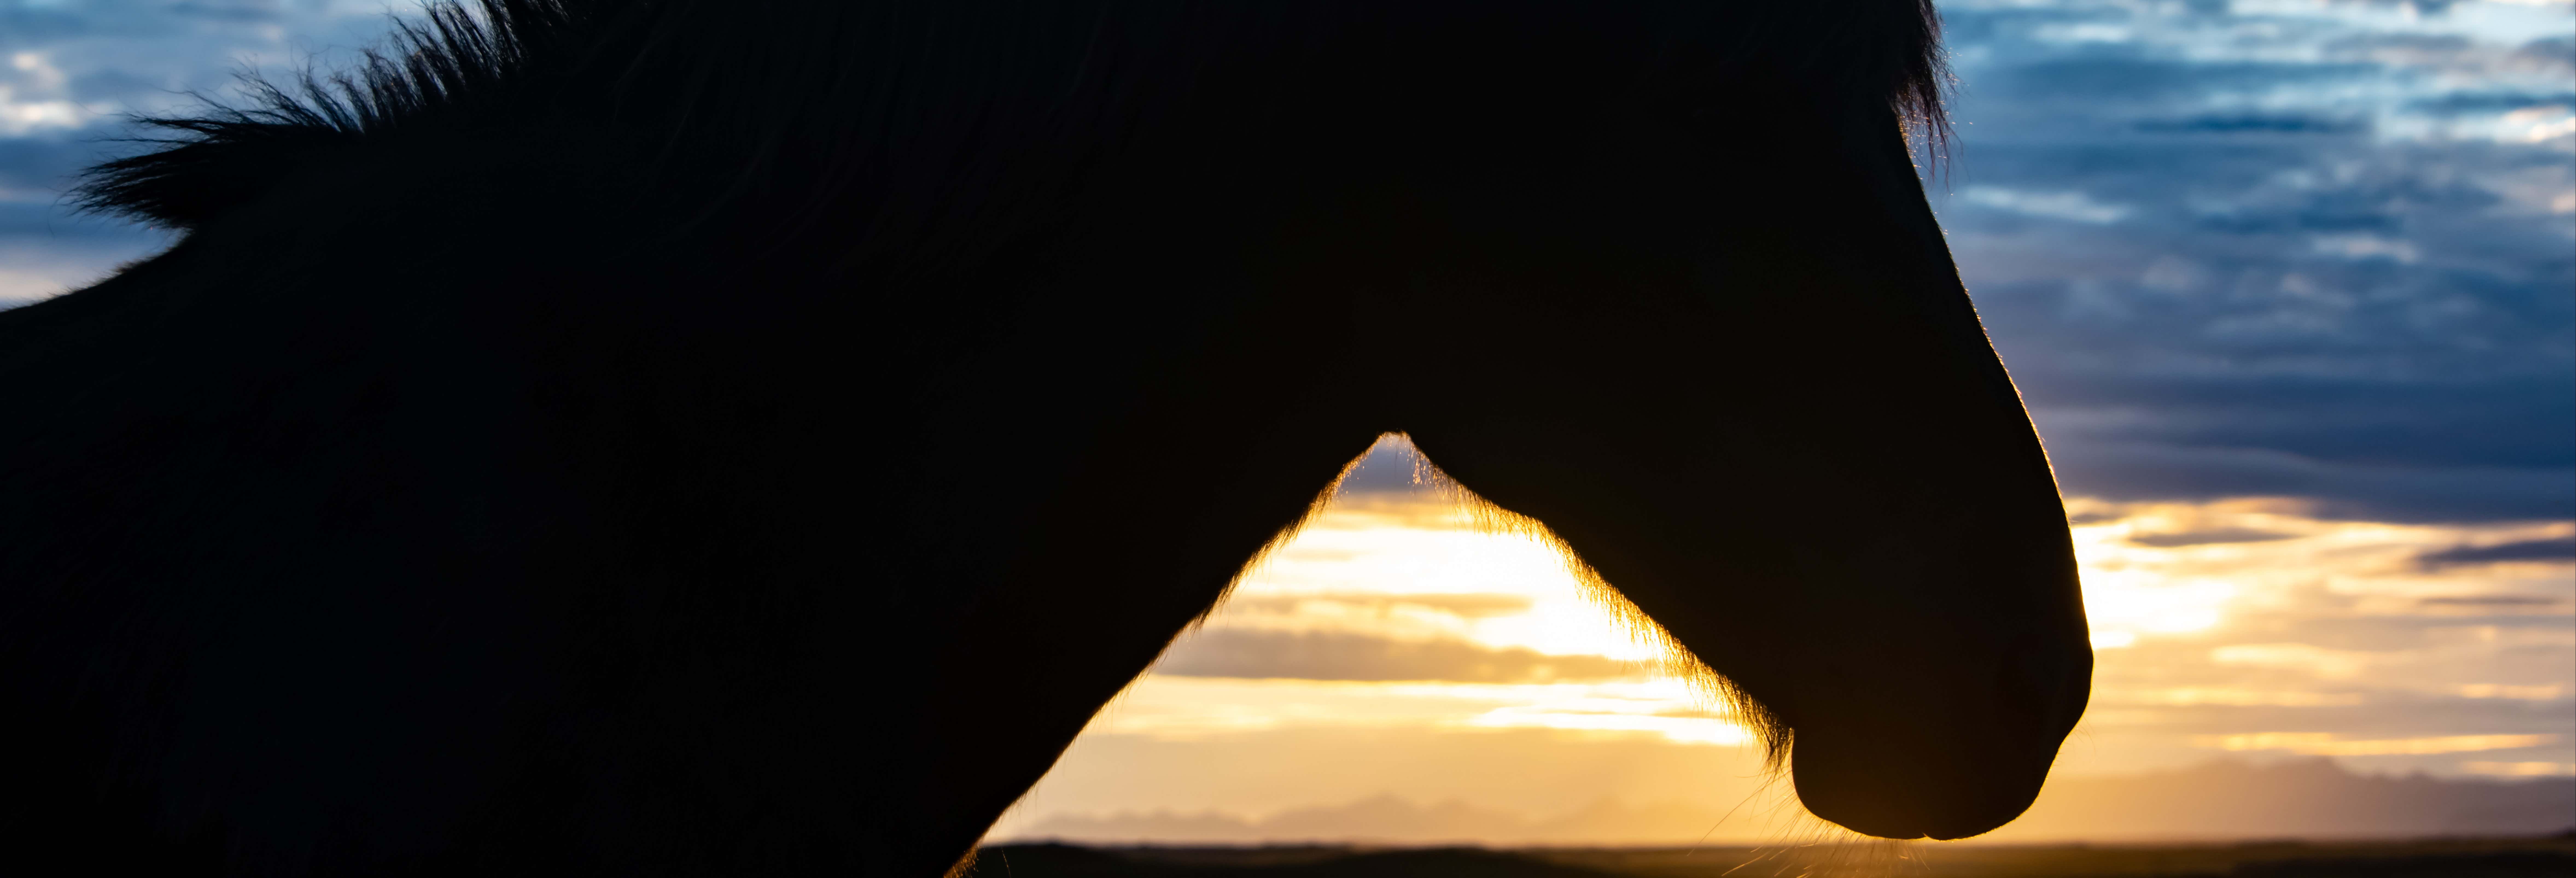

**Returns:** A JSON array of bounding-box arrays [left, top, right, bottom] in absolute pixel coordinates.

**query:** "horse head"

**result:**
[[1365, 72, 2096, 837], [1265, 8, 2098, 839]]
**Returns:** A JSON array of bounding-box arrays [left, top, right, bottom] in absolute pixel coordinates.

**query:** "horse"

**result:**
[[0, 0, 2091, 874]]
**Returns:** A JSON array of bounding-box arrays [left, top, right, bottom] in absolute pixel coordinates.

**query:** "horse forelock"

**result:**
[[75, 0, 1948, 236]]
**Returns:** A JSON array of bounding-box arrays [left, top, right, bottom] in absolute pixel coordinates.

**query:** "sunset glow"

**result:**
[[986, 438, 2575, 842]]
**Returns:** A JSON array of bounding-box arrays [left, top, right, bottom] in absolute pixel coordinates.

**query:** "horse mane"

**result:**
[[75, 0, 583, 229], [77, 0, 1950, 234]]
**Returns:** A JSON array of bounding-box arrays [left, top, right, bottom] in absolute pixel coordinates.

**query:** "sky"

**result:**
[[2, 0, 2570, 847]]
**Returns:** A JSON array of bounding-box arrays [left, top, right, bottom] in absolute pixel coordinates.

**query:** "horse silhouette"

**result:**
[[1, 1, 2091, 874]]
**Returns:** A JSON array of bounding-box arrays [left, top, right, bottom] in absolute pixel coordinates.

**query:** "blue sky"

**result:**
[[3, 0, 2570, 842], [0, 1, 396, 297]]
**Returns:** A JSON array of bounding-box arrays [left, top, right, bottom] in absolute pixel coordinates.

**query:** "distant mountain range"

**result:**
[[1004, 793, 1723, 846], [1987, 758, 2576, 841], [1000, 759, 2575, 845]]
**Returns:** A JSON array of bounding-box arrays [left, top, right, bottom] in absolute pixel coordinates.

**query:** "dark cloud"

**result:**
[[2021, 377, 2572, 470], [2419, 595, 2565, 608], [2039, 438, 2571, 523], [164, 1, 289, 25], [2125, 527, 2298, 547], [2517, 35, 2576, 69], [2416, 537, 2576, 569], [2132, 115, 2370, 134], [1941, 2, 2575, 523], [2410, 91, 2576, 115], [1985, 57, 2379, 105], [1155, 629, 1637, 684], [2264, 608, 2574, 652]]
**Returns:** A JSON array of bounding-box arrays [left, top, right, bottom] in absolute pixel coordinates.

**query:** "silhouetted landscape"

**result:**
[[1001, 759, 2576, 845], [966, 834, 2576, 877]]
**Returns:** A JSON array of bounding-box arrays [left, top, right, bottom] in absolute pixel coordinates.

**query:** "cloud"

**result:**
[[2134, 114, 2372, 134], [2035, 438, 2572, 523], [0, 51, 86, 136], [2061, 497, 2574, 777], [2411, 90, 2576, 114], [1964, 185, 2136, 223], [1217, 593, 1535, 620], [1977, 56, 2375, 106], [2416, 535, 2576, 567], [2462, 760, 2575, 777], [2126, 527, 2300, 547], [1932, 0, 2576, 524], [2420, 594, 2566, 607], [2194, 731, 2555, 756], [1153, 629, 1637, 684]]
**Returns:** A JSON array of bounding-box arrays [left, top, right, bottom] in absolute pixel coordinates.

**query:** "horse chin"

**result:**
[[1776, 614, 2092, 839], [1786, 721, 2057, 841]]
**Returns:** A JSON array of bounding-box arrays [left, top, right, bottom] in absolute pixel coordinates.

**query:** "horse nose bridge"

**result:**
[[1822, 607, 2085, 722], [1989, 626, 2096, 741]]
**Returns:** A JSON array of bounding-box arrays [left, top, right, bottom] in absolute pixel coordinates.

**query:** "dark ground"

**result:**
[[966, 834, 2576, 877]]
